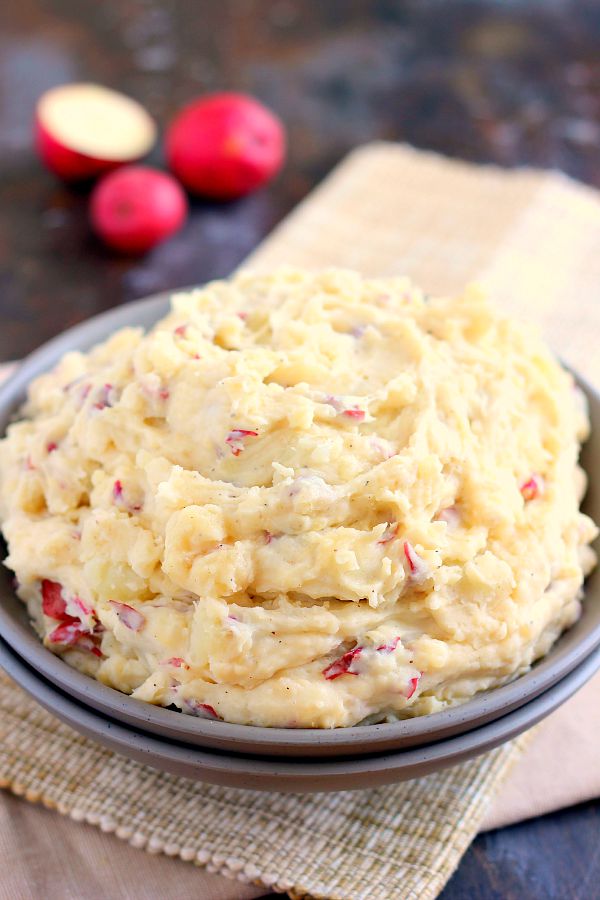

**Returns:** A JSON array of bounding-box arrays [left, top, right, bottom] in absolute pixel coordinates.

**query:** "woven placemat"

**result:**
[[1, 142, 600, 900]]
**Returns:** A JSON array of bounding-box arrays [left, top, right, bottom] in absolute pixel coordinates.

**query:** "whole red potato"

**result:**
[[166, 92, 286, 200], [90, 166, 188, 254]]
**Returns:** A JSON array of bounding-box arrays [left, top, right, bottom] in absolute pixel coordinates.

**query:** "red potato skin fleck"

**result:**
[[93, 383, 115, 411], [109, 600, 145, 631], [76, 635, 104, 658], [403, 541, 417, 573], [229, 429, 258, 438], [342, 408, 365, 421], [184, 698, 221, 719], [521, 476, 542, 501], [226, 429, 258, 456], [113, 480, 142, 512], [43, 581, 103, 657], [46, 442, 58, 453], [403, 540, 426, 575], [73, 597, 93, 617], [406, 675, 421, 700], [322, 646, 363, 680], [165, 657, 189, 669], [41, 579, 69, 620], [376, 636, 401, 653], [323, 638, 411, 680], [48, 620, 86, 646], [48, 623, 103, 658]]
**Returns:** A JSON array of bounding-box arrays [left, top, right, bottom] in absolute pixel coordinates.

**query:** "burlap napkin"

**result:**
[[1, 143, 599, 900]]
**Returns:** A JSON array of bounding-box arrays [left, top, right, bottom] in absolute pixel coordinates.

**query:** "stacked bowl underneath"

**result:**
[[0, 295, 599, 792]]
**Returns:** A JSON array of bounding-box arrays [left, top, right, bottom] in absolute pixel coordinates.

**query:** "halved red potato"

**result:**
[[35, 83, 157, 181]]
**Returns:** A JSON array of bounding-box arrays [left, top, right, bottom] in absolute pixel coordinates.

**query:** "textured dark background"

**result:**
[[1, 1, 600, 897]]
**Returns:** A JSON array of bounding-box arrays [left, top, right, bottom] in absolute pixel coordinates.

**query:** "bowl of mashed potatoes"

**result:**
[[0, 268, 598, 757]]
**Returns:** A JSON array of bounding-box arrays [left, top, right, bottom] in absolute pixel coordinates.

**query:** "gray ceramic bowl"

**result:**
[[1, 634, 599, 792], [0, 292, 599, 759]]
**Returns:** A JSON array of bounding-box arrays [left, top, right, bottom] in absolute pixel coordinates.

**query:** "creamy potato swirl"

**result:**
[[0, 268, 596, 727]]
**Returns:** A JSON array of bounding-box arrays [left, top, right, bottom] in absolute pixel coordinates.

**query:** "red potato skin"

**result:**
[[90, 166, 188, 254], [166, 92, 286, 200], [35, 114, 129, 181]]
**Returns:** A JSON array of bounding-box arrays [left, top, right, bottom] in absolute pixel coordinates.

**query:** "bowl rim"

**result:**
[[0, 289, 599, 756], [1, 633, 599, 791]]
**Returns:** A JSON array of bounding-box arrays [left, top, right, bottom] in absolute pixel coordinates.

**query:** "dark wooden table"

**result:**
[[1, 2, 600, 897]]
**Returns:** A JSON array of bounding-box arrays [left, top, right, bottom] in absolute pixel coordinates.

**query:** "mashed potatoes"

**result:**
[[0, 268, 596, 728]]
